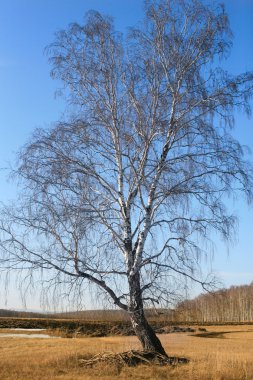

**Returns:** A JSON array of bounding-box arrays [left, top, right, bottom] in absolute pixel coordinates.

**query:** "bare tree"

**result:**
[[0, 0, 253, 355]]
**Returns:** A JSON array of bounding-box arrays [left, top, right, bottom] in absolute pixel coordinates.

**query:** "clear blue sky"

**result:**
[[0, 0, 253, 310]]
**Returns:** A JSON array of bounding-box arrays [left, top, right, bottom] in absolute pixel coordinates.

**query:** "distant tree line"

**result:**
[[0, 309, 49, 319], [174, 283, 253, 323]]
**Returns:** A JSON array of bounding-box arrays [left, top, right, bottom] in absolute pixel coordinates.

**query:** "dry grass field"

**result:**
[[0, 324, 253, 380]]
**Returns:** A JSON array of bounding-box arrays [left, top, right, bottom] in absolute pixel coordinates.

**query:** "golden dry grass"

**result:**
[[0, 325, 253, 379]]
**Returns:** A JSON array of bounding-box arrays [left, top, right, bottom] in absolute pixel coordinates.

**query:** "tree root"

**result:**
[[79, 350, 189, 367]]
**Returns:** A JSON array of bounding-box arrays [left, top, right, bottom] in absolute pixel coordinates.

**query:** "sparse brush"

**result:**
[[79, 350, 189, 367]]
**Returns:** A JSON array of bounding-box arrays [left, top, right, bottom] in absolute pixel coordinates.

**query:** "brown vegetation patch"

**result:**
[[0, 318, 134, 337], [0, 317, 204, 338]]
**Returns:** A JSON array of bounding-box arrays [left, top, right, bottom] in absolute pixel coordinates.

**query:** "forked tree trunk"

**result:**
[[128, 272, 167, 356]]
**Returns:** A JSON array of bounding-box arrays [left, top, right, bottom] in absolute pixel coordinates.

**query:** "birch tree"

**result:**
[[175, 283, 253, 323], [1, 0, 253, 355]]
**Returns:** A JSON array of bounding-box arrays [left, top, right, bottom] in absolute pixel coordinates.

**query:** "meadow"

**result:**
[[0, 322, 253, 380]]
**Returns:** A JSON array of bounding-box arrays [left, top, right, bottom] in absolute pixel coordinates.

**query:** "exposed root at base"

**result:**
[[79, 350, 189, 367]]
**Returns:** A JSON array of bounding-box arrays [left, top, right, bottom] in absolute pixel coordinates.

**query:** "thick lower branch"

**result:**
[[75, 268, 128, 311]]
